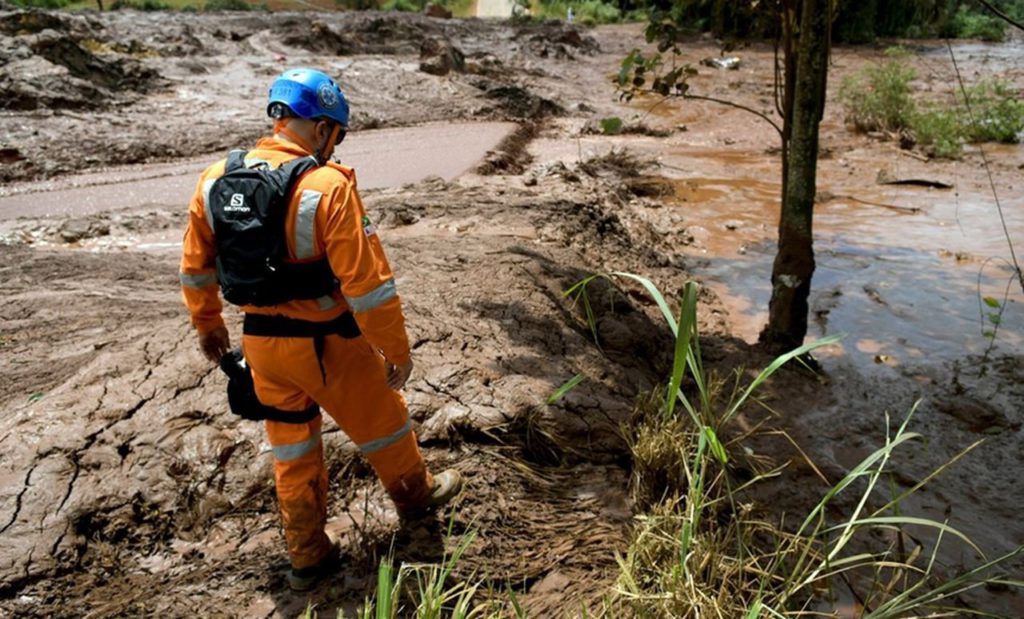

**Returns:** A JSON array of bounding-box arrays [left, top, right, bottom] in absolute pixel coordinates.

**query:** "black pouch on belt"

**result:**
[[218, 348, 320, 423]]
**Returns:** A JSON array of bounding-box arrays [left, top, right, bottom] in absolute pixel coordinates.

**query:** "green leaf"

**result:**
[[547, 373, 585, 405], [599, 116, 624, 135], [28, 392, 44, 403], [988, 313, 1002, 325], [983, 296, 1001, 308], [704, 426, 728, 465], [665, 282, 698, 418]]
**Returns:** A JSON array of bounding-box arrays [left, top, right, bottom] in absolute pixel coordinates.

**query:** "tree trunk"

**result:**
[[759, 0, 830, 353]]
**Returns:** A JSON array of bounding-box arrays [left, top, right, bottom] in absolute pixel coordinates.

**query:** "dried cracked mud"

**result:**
[[1, 5, 1022, 617]]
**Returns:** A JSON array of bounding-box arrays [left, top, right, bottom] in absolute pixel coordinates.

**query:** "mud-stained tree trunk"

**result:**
[[759, 0, 830, 353]]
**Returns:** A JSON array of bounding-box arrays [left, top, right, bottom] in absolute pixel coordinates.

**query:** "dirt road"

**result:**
[[1, 6, 1021, 617]]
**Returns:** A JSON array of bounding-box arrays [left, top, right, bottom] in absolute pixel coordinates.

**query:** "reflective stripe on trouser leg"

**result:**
[[266, 416, 332, 569], [303, 337, 433, 511]]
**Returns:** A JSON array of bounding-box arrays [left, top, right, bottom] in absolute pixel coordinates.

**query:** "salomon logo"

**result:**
[[224, 193, 250, 213]]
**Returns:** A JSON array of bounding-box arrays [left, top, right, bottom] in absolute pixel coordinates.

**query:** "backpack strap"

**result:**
[[225, 149, 248, 173]]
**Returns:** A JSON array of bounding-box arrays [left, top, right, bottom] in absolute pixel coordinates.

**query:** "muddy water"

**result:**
[[0, 122, 515, 220], [534, 130, 1023, 372], [661, 144, 1024, 372]]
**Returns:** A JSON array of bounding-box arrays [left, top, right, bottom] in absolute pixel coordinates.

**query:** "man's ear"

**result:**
[[315, 120, 331, 142]]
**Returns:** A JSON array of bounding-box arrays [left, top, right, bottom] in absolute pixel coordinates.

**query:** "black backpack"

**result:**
[[208, 150, 339, 307]]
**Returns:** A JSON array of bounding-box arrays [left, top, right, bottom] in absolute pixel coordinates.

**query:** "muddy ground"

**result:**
[[1, 5, 1022, 618]]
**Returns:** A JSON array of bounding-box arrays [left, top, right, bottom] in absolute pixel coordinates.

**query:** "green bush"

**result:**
[[110, 0, 169, 9], [950, 4, 1006, 41], [381, 0, 421, 11], [535, 0, 622, 24], [843, 52, 1024, 158], [838, 47, 916, 133], [9, 0, 71, 7], [911, 106, 964, 158], [963, 79, 1024, 143], [204, 0, 251, 10]]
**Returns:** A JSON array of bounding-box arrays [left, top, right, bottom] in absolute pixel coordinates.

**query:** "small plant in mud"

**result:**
[[315, 516, 525, 619], [839, 50, 1024, 158], [568, 273, 1024, 617], [839, 47, 917, 135]]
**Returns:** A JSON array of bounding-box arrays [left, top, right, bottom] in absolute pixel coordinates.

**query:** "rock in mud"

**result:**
[[423, 2, 452, 19], [419, 37, 464, 76], [482, 83, 562, 120], [515, 22, 598, 59], [0, 20, 162, 111], [701, 56, 741, 70], [281, 19, 354, 55], [0, 9, 88, 37], [58, 217, 110, 243]]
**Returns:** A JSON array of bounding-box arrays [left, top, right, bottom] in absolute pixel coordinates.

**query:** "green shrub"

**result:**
[[963, 79, 1024, 143], [838, 48, 916, 133], [381, 0, 421, 11], [9, 0, 71, 7], [535, 0, 622, 24], [950, 4, 1006, 41], [204, 0, 251, 10], [911, 106, 964, 158]]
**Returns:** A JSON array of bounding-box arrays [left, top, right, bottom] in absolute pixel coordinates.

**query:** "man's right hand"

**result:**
[[386, 359, 414, 391], [199, 326, 231, 363]]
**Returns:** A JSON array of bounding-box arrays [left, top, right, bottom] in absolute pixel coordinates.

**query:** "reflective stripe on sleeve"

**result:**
[[345, 279, 397, 313], [179, 271, 217, 288], [317, 295, 337, 311], [294, 190, 323, 260], [202, 179, 216, 231], [271, 430, 321, 461], [356, 419, 411, 455]]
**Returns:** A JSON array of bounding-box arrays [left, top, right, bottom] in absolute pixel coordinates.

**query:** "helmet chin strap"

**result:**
[[314, 123, 342, 165]]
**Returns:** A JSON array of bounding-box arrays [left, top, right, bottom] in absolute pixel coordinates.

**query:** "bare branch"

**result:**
[[975, 0, 1024, 33], [679, 94, 784, 138]]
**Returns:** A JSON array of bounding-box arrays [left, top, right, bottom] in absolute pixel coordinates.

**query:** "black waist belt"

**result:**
[[243, 311, 362, 384], [243, 311, 361, 339]]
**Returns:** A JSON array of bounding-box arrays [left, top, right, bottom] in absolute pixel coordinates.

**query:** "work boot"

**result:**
[[426, 469, 463, 508], [399, 469, 464, 520], [286, 536, 341, 592]]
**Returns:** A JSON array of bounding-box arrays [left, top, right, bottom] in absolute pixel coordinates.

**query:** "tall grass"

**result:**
[[568, 273, 1024, 617]]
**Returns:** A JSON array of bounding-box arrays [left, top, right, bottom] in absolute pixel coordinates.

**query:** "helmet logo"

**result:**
[[317, 83, 339, 110]]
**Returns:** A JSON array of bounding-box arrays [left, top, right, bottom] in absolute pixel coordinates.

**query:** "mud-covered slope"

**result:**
[[0, 164, 701, 615], [0, 7, 594, 184]]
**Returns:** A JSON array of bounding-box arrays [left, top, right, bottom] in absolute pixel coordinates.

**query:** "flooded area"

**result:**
[[661, 143, 1024, 371], [0, 122, 515, 220]]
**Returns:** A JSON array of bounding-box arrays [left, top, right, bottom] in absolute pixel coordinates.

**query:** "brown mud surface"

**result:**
[[1, 8, 1022, 618]]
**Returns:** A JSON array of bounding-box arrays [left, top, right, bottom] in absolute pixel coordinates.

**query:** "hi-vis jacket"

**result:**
[[179, 137, 412, 367]]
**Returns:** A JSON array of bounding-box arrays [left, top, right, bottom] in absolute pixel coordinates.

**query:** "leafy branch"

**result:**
[[616, 48, 784, 138]]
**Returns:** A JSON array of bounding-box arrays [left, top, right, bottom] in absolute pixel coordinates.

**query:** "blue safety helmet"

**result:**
[[267, 68, 349, 128]]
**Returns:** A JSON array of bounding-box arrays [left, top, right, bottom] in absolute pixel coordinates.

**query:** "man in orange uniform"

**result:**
[[179, 68, 462, 591]]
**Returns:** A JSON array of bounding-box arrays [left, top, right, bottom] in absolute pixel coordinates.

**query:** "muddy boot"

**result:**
[[399, 469, 464, 520], [426, 469, 463, 508], [287, 536, 341, 592]]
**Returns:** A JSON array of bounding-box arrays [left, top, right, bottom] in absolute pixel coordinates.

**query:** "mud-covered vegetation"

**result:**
[[840, 48, 1024, 157]]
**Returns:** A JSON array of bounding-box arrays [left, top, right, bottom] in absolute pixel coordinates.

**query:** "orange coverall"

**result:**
[[179, 136, 432, 569]]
